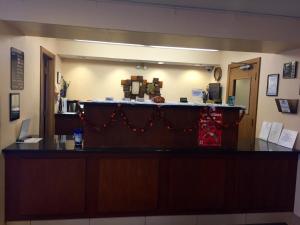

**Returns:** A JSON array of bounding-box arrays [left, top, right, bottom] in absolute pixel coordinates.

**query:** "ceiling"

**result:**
[[5, 20, 300, 53], [102, 0, 300, 18]]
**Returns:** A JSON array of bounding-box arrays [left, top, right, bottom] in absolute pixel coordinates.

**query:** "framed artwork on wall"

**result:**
[[266, 74, 279, 96], [10, 93, 20, 121], [56, 72, 62, 84], [11, 47, 24, 90], [283, 61, 297, 79]]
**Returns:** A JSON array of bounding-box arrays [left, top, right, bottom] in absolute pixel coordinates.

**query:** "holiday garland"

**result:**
[[78, 104, 245, 134]]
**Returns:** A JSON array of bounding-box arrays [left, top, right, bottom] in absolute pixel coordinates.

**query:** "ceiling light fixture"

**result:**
[[158, 62, 165, 64], [74, 40, 219, 52], [74, 39, 145, 47], [150, 45, 219, 52]]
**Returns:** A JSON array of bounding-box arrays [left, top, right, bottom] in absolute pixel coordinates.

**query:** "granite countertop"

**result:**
[[2, 136, 298, 154], [82, 100, 244, 109]]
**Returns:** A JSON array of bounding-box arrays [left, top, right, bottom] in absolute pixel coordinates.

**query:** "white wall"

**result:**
[[62, 59, 214, 102], [220, 50, 300, 150], [0, 35, 61, 149]]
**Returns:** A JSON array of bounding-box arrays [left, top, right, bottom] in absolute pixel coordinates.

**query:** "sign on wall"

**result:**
[[11, 47, 24, 90]]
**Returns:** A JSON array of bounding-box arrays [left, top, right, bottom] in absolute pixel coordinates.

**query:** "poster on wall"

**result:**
[[198, 108, 223, 147], [11, 47, 24, 90]]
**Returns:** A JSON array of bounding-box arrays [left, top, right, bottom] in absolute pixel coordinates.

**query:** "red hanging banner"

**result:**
[[198, 108, 223, 147]]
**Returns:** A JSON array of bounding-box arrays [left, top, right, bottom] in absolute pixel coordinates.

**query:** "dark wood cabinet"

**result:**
[[55, 113, 82, 135], [97, 158, 159, 213], [234, 155, 297, 212], [4, 152, 298, 221], [167, 156, 228, 212], [6, 157, 86, 220]]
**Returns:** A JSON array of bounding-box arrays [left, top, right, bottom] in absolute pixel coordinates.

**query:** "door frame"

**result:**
[[40, 47, 56, 138], [226, 57, 261, 146]]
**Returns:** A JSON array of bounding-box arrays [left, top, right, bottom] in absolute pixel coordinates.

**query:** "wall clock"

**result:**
[[214, 67, 222, 81]]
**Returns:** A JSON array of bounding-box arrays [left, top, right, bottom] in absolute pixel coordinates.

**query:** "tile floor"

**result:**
[[6, 212, 295, 225]]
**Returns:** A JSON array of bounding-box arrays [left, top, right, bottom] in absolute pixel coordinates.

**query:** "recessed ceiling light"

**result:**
[[158, 62, 165, 64]]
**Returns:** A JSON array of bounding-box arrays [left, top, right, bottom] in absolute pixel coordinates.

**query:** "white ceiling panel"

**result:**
[[98, 0, 300, 18]]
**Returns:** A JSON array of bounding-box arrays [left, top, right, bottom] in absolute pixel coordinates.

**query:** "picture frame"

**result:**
[[266, 74, 279, 96], [11, 47, 24, 90], [56, 72, 62, 84], [10, 93, 20, 121], [283, 61, 297, 79]]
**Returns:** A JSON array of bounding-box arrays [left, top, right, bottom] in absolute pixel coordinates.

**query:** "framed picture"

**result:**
[[266, 74, 279, 96], [11, 47, 24, 90], [283, 61, 297, 79], [56, 72, 62, 84], [10, 93, 20, 121]]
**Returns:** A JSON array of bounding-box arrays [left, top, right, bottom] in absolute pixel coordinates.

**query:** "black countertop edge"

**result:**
[[2, 146, 299, 154], [2, 137, 298, 154]]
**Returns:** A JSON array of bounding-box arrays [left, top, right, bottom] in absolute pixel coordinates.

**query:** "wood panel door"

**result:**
[[40, 47, 55, 138], [97, 158, 159, 213], [234, 155, 297, 212], [6, 158, 86, 220], [227, 58, 261, 149], [167, 156, 228, 212]]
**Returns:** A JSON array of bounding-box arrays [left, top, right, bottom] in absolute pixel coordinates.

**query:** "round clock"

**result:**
[[214, 67, 222, 81]]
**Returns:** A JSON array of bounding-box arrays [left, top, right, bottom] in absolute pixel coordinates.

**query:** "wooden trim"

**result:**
[[226, 57, 261, 99], [226, 57, 261, 147], [40, 47, 56, 138]]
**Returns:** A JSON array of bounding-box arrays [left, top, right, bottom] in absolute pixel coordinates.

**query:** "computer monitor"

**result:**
[[17, 119, 31, 141], [208, 83, 222, 102]]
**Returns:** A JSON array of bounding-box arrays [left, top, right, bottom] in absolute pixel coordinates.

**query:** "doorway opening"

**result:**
[[226, 58, 261, 149], [40, 47, 55, 138]]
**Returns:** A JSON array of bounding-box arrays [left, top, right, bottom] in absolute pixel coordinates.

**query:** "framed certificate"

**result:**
[[266, 74, 279, 96]]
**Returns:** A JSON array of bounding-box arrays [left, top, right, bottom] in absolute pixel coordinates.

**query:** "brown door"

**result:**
[[40, 47, 55, 138], [227, 58, 261, 149]]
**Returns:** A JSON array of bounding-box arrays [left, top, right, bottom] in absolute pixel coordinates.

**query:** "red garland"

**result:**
[[79, 104, 196, 134], [78, 105, 245, 134]]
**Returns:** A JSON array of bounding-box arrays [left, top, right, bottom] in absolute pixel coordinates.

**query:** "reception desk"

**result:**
[[83, 101, 243, 149], [3, 138, 298, 221]]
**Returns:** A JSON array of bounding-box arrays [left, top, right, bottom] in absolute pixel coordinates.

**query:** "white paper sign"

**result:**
[[278, 129, 298, 149], [259, 121, 272, 141], [268, 122, 283, 143], [279, 99, 290, 113], [192, 89, 204, 97]]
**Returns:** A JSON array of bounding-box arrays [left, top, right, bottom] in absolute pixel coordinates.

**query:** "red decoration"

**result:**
[[198, 107, 223, 147], [78, 105, 244, 137]]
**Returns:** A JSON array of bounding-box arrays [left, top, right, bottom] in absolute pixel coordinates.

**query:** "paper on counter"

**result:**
[[268, 122, 283, 143], [278, 129, 298, 149], [24, 138, 43, 143], [259, 121, 272, 141]]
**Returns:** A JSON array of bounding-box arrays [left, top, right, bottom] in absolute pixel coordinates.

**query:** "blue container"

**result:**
[[73, 128, 83, 146]]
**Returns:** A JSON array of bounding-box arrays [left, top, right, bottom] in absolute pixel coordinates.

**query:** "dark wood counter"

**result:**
[[83, 102, 242, 149], [3, 138, 298, 221]]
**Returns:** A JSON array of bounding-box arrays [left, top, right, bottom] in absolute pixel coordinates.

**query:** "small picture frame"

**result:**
[[56, 72, 62, 84], [283, 61, 297, 79], [227, 96, 235, 106], [266, 74, 279, 96], [10, 93, 20, 121]]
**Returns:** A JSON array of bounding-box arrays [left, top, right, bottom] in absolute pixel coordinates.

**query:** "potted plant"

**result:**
[[60, 76, 70, 98]]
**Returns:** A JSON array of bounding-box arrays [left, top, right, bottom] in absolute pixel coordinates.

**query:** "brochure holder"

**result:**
[[275, 99, 298, 114]]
